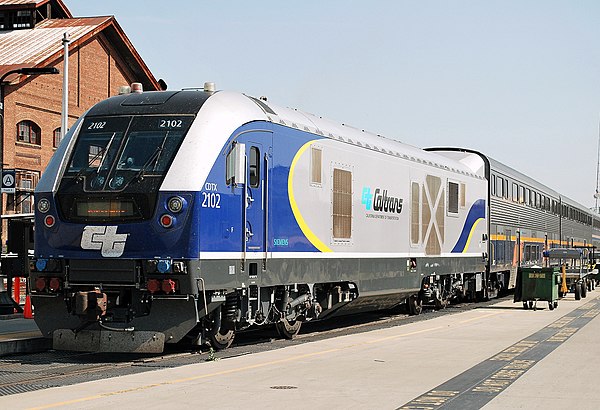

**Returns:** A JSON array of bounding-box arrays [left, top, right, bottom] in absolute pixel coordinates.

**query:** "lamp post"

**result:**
[[0, 66, 59, 248]]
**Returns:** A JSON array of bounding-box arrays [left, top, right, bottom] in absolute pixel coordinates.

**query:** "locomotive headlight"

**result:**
[[37, 198, 50, 213], [167, 196, 184, 213]]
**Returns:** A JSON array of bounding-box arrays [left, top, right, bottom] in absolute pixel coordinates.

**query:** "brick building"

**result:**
[[0, 0, 160, 242]]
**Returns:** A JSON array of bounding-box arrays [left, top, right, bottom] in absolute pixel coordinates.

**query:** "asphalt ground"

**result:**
[[1, 290, 598, 409]]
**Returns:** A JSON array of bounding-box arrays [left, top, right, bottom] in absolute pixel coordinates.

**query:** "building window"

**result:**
[[17, 120, 41, 145], [332, 168, 352, 239], [53, 128, 62, 148], [7, 170, 40, 214], [0, 8, 33, 30]]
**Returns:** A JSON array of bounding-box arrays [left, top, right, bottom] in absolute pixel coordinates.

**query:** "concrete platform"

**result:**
[[0, 316, 48, 357], [1, 292, 599, 409]]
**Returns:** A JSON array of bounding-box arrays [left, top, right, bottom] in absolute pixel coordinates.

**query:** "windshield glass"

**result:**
[[65, 115, 193, 191], [66, 116, 129, 175]]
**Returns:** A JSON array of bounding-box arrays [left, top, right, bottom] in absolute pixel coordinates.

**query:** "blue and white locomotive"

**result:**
[[31, 84, 491, 353]]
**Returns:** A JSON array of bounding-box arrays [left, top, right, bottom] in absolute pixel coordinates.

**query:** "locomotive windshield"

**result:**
[[65, 115, 192, 191], [57, 114, 194, 222]]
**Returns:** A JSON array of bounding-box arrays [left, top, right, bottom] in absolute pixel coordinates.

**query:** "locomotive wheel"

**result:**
[[206, 306, 235, 350], [209, 323, 235, 350], [275, 318, 302, 339], [434, 293, 449, 310], [408, 294, 423, 315]]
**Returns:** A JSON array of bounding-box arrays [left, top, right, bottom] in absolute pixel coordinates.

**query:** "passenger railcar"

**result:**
[[428, 148, 600, 294], [31, 86, 489, 352]]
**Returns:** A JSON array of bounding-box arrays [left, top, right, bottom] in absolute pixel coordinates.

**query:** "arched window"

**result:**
[[53, 127, 62, 148], [17, 120, 41, 145]]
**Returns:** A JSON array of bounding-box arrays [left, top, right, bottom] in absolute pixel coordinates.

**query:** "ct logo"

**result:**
[[80, 226, 128, 257]]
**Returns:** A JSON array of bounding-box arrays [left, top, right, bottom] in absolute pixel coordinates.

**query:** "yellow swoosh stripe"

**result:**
[[288, 141, 332, 253], [462, 217, 483, 253]]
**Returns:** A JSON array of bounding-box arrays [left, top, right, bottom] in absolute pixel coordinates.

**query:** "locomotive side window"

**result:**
[[311, 147, 322, 186], [447, 181, 459, 215], [460, 183, 466, 208], [332, 168, 352, 239], [249, 146, 260, 188]]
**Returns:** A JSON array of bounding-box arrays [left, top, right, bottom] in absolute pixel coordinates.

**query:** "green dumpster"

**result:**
[[516, 267, 560, 311]]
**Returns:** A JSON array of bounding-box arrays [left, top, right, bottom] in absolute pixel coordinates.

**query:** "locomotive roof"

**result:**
[[88, 89, 483, 180], [243, 92, 483, 179]]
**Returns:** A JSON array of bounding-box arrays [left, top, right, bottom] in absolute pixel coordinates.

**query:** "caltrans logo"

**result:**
[[81, 226, 128, 257], [361, 187, 404, 214]]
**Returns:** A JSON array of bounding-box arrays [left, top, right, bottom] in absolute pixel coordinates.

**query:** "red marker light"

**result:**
[[44, 215, 55, 227], [162, 279, 177, 294], [34, 277, 47, 292], [49, 277, 61, 292], [160, 214, 173, 228], [146, 279, 161, 294]]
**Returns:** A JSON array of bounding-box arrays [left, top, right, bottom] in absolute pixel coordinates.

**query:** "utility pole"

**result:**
[[61, 32, 70, 138]]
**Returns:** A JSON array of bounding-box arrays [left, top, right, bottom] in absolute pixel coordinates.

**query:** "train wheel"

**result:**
[[209, 324, 235, 350], [276, 318, 302, 339], [206, 306, 235, 350], [408, 294, 423, 315], [434, 293, 449, 310]]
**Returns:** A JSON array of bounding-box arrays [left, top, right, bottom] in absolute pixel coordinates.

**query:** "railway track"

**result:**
[[0, 296, 510, 397]]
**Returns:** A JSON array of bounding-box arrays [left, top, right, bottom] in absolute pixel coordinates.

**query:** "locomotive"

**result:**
[[30, 84, 599, 353]]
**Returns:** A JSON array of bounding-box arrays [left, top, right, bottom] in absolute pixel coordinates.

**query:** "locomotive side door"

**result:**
[[245, 142, 265, 252], [240, 132, 272, 273]]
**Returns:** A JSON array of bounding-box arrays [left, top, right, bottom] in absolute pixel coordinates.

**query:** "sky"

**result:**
[[66, 1, 600, 208]]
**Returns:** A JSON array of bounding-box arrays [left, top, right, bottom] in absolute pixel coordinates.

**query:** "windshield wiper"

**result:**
[[133, 145, 164, 182], [96, 132, 117, 173], [73, 146, 107, 183], [117, 145, 164, 191]]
